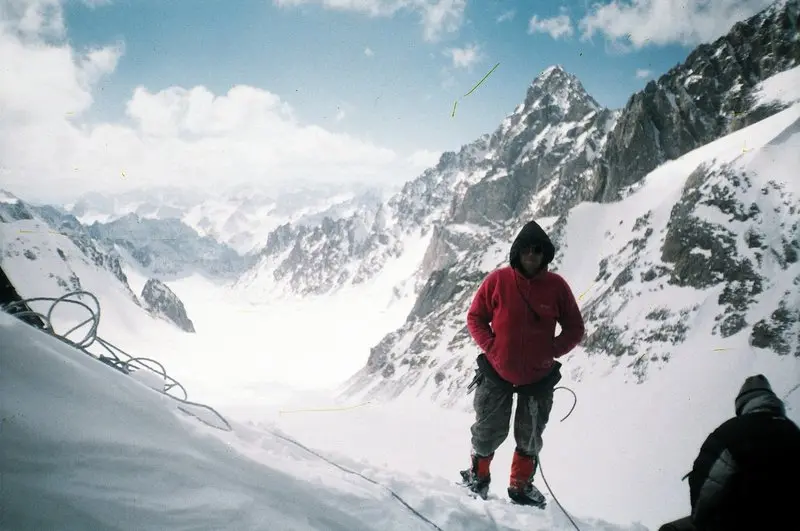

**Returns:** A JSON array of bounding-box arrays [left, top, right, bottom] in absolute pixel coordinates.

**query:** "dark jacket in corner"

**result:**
[[687, 375, 800, 531]]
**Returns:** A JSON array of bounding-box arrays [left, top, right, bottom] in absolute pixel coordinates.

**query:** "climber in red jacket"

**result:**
[[460, 219, 585, 507]]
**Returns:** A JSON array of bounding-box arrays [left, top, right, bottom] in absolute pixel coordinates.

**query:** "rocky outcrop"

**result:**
[[592, 0, 800, 203], [141, 279, 195, 333], [88, 214, 251, 280]]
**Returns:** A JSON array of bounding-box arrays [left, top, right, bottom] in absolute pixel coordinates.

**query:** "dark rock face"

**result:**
[[591, 0, 800, 203], [141, 279, 195, 333], [88, 214, 249, 280]]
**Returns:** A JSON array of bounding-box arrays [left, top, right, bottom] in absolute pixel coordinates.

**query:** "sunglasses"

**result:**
[[522, 244, 544, 255]]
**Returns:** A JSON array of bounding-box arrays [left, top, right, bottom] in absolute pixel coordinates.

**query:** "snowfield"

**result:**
[[0, 311, 646, 531]]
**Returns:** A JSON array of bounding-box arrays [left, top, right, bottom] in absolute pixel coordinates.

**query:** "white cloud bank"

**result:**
[[526, 1, 775, 50], [0, 0, 422, 203], [578, 0, 775, 49]]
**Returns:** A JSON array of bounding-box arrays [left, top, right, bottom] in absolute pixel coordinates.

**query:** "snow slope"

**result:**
[[3, 105, 798, 530], [0, 212, 208, 373], [332, 102, 800, 528], [152, 229, 431, 406], [753, 64, 800, 107], [0, 311, 645, 531]]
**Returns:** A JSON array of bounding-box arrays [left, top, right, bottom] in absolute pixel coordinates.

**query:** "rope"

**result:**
[[3, 290, 444, 530], [2, 290, 231, 432], [525, 386, 581, 531], [782, 382, 800, 402], [278, 401, 374, 415], [266, 429, 444, 531], [2, 289, 581, 530], [554, 386, 577, 422], [536, 455, 581, 531]]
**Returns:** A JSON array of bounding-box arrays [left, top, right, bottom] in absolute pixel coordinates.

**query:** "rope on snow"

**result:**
[[3, 289, 585, 530], [2, 290, 445, 529], [2, 290, 232, 431]]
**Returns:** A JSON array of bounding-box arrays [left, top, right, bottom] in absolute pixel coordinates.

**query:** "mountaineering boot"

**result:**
[[508, 449, 546, 508], [459, 452, 493, 499]]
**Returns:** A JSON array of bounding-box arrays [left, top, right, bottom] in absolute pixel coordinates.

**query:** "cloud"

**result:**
[[578, 0, 774, 49], [364, 46, 374, 56], [272, 0, 466, 42], [443, 42, 483, 70], [496, 10, 514, 23], [407, 149, 441, 169], [0, 0, 65, 38], [528, 13, 574, 40], [635, 68, 652, 79], [0, 1, 420, 203]]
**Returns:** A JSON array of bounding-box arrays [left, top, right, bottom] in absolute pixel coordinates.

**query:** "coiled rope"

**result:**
[[2, 290, 232, 431], [2, 290, 446, 530]]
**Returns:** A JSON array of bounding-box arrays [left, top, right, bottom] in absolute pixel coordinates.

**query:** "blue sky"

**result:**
[[65, 0, 691, 153], [0, 0, 775, 201]]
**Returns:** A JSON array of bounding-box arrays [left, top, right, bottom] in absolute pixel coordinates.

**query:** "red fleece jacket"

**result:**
[[467, 266, 585, 386]]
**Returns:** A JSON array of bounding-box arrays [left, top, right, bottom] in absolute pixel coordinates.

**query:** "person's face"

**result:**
[[520, 243, 544, 274]]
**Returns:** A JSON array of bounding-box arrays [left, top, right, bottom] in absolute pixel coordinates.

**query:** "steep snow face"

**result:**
[[1, 195, 138, 306], [752, 64, 800, 108], [344, 102, 800, 404], [0, 197, 197, 342]]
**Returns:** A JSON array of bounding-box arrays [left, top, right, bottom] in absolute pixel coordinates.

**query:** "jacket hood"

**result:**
[[734, 374, 785, 417], [509, 220, 556, 274]]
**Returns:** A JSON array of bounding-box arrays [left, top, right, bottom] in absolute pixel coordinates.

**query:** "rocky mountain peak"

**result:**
[[522, 64, 601, 120]]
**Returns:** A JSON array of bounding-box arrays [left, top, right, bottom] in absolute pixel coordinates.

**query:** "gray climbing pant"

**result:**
[[470, 374, 554, 458]]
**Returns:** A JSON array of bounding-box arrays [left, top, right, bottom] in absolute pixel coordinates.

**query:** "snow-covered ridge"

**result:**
[[0, 199, 197, 336], [66, 184, 387, 255]]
